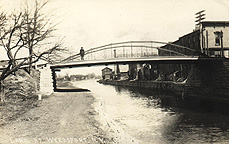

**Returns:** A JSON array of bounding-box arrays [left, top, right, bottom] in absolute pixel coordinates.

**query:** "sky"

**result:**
[[1, 0, 229, 75]]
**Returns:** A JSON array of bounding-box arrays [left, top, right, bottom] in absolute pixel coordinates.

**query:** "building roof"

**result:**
[[102, 67, 112, 71], [178, 29, 199, 40], [201, 21, 229, 27]]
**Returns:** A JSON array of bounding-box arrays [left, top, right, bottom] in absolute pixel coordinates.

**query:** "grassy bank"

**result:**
[[0, 69, 40, 126]]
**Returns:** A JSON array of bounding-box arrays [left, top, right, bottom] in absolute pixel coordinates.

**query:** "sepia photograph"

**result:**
[[0, 0, 229, 143]]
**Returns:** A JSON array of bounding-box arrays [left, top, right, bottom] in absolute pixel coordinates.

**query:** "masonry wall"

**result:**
[[99, 80, 185, 96], [184, 58, 229, 100]]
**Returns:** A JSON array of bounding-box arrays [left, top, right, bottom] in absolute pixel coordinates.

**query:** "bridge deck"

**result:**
[[50, 56, 200, 69]]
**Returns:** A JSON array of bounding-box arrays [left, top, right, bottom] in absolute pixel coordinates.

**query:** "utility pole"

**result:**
[[195, 10, 206, 54], [195, 10, 206, 29], [220, 30, 224, 57], [206, 30, 209, 56]]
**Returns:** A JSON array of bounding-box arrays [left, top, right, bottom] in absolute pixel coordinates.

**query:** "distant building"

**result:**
[[102, 67, 113, 80]]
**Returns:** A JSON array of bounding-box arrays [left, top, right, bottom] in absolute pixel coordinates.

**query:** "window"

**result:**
[[214, 31, 221, 46]]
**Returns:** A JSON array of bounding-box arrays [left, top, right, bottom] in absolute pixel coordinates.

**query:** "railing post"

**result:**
[[123, 45, 125, 58], [141, 46, 143, 57], [111, 43, 112, 58], [151, 41, 153, 56], [114, 49, 116, 58]]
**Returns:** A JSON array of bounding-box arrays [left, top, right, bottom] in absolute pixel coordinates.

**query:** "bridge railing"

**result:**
[[61, 41, 198, 62]]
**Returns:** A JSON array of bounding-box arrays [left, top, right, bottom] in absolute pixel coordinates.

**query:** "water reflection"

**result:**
[[115, 86, 229, 143], [75, 80, 229, 144], [124, 86, 229, 115]]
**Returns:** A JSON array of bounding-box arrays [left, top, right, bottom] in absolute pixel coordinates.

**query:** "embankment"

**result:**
[[0, 69, 40, 126], [98, 80, 185, 96]]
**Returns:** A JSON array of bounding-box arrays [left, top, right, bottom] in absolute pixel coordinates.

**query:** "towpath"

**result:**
[[0, 91, 113, 144]]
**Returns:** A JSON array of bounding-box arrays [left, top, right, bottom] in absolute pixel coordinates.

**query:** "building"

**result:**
[[102, 67, 113, 80], [200, 21, 229, 57]]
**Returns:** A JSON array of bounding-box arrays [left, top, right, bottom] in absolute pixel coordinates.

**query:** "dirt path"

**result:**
[[0, 92, 114, 144]]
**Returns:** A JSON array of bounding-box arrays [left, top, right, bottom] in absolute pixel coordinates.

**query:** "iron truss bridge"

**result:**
[[48, 41, 202, 68], [61, 41, 199, 63]]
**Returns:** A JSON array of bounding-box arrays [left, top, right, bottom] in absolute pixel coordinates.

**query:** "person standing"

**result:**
[[80, 47, 85, 60]]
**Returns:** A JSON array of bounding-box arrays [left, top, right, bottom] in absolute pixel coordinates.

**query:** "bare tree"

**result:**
[[0, 0, 64, 102], [22, 0, 58, 73]]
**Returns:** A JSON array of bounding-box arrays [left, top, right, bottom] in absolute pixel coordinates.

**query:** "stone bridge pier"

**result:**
[[39, 65, 55, 95], [185, 58, 229, 100]]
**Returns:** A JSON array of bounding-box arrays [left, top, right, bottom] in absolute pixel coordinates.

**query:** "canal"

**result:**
[[73, 80, 229, 144]]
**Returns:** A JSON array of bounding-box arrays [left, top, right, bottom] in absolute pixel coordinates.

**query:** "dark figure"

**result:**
[[80, 47, 85, 60], [138, 70, 142, 81]]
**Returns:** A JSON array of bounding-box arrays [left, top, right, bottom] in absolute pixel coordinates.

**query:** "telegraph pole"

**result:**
[[195, 10, 206, 54], [220, 30, 224, 57], [195, 10, 206, 29]]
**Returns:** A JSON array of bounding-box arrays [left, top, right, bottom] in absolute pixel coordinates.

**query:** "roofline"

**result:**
[[161, 29, 199, 48], [102, 67, 112, 70], [201, 21, 229, 23], [201, 21, 229, 27]]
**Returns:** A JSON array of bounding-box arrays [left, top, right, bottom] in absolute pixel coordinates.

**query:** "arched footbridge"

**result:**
[[51, 41, 205, 69]]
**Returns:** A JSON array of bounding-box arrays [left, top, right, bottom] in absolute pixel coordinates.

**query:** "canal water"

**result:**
[[74, 80, 229, 144]]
